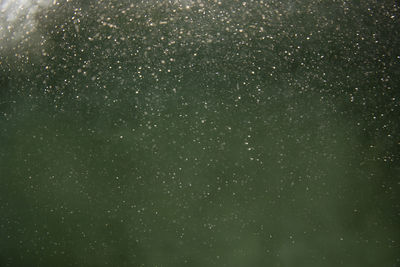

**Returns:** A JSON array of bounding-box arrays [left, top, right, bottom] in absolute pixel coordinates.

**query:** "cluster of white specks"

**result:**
[[0, 0, 399, 266]]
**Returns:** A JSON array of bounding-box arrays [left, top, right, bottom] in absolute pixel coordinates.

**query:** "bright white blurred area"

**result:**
[[0, 0, 54, 45]]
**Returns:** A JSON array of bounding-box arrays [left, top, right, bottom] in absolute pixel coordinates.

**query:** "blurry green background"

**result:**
[[0, 0, 399, 266]]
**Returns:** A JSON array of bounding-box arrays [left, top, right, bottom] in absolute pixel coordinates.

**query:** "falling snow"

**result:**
[[0, 0, 399, 266]]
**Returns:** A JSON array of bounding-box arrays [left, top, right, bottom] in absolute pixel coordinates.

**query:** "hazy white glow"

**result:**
[[0, 0, 54, 44]]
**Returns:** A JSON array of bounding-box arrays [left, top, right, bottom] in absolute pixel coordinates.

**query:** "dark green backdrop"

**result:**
[[0, 0, 399, 266]]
